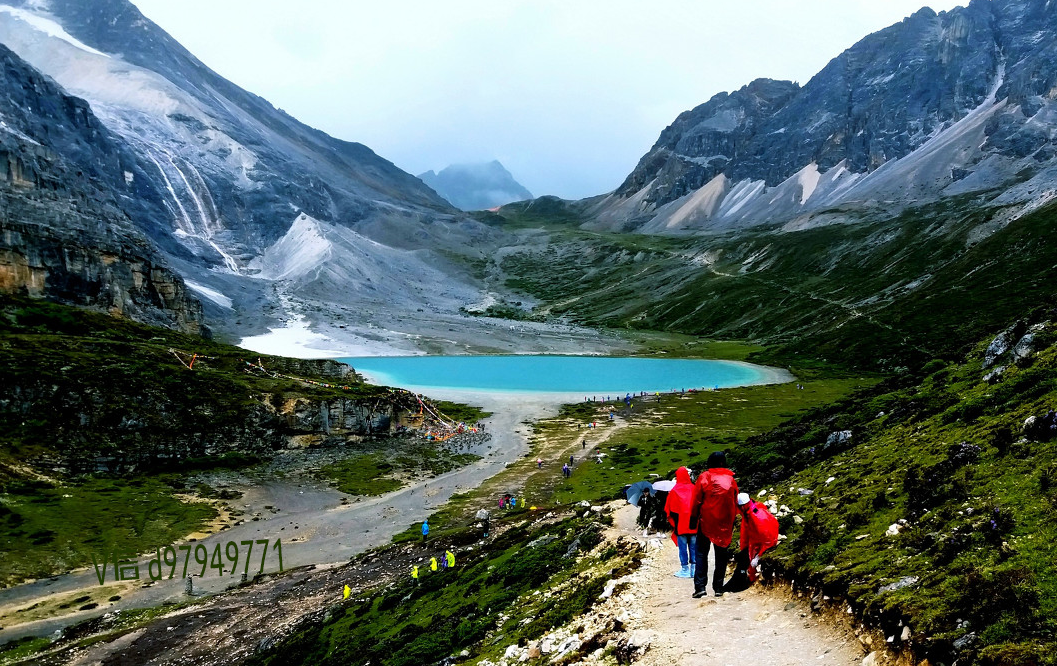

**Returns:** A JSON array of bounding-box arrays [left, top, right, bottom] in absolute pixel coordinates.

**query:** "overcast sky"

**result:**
[[131, 0, 965, 200]]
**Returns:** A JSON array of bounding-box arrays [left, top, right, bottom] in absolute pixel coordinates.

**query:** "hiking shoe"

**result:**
[[714, 591, 724, 597], [692, 589, 708, 599], [673, 566, 692, 578]]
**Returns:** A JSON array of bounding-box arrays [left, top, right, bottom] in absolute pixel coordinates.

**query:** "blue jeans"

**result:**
[[677, 534, 697, 567]]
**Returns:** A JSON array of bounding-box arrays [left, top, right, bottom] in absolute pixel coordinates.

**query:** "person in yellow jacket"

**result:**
[[343, 584, 351, 599], [411, 565, 419, 581], [430, 556, 438, 571], [445, 549, 455, 568]]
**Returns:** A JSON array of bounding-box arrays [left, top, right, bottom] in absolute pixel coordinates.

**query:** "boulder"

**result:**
[[983, 330, 1011, 369], [826, 430, 853, 448], [1012, 333, 1036, 363]]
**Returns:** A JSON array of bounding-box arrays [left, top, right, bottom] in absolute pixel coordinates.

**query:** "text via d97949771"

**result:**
[[91, 538, 284, 585]]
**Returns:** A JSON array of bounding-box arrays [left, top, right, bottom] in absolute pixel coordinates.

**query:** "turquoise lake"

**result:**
[[335, 355, 776, 395]]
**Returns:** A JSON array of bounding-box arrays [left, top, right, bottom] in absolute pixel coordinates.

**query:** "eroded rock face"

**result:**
[[0, 376, 397, 474], [0, 192, 205, 334], [0, 42, 205, 334], [597, 0, 1057, 232]]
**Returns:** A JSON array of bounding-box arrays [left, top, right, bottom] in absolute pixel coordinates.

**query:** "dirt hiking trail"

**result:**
[[612, 505, 865, 666]]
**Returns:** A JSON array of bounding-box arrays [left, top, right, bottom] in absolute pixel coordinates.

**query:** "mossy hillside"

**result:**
[[432, 401, 492, 425], [496, 198, 1057, 371], [0, 476, 216, 586], [317, 448, 481, 497], [716, 321, 1057, 665], [547, 377, 872, 506], [248, 512, 628, 666], [0, 296, 396, 479]]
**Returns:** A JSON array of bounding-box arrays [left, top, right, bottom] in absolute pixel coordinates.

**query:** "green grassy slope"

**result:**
[[0, 295, 393, 479], [496, 198, 1057, 372], [539, 315, 1057, 664], [246, 513, 626, 666], [730, 320, 1057, 665]]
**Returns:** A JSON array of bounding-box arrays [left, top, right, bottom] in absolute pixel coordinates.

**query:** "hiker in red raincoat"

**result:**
[[690, 451, 738, 598], [725, 492, 780, 593], [663, 467, 697, 578]]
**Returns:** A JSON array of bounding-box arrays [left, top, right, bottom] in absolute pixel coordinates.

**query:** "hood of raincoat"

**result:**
[[665, 467, 698, 539]]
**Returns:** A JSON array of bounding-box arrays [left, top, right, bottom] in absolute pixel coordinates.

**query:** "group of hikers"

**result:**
[[410, 548, 456, 581], [661, 451, 779, 598]]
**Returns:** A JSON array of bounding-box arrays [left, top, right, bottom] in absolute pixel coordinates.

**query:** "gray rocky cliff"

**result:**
[[0, 0, 506, 337], [592, 0, 1057, 233], [0, 43, 205, 334]]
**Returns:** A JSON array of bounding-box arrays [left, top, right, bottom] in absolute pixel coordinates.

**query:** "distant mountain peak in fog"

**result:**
[[418, 160, 533, 211]]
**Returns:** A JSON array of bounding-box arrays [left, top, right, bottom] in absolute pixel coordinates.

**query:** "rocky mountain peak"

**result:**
[[591, 0, 1057, 234], [418, 160, 533, 211]]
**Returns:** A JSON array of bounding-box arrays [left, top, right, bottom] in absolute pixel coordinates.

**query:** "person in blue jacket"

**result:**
[[421, 519, 429, 544]]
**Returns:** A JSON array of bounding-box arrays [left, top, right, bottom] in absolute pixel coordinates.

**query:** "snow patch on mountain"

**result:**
[[0, 5, 109, 58], [717, 179, 766, 218], [238, 312, 347, 359], [184, 280, 233, 309], [796, 163, 821, 204]]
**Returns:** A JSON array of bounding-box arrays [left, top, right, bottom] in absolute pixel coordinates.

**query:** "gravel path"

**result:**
[[613, 505, 865, 666]]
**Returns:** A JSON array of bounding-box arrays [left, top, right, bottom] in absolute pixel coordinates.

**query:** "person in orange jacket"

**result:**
[[664, 467, 697, 578], [690, 451, 739, 598], [725, 492, 780, 592]]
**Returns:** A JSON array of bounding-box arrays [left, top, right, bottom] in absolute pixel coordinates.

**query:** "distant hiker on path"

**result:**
[[421, 519, 429, 544], [582, 440, 587, 449], [690, 451, 739, 598], [537, 458, 543, 468], [664, 467, 697, 578], [562, 463, 570, 478], [446, 549, 455, 568], [430, 556, 438, 571], [411, 565, 419, 582], [725, 493, 780, 592]]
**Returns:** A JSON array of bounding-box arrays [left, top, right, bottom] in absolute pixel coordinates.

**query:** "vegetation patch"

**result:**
[[248, 513, 626, 666], [0, 476, 216, 586]]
